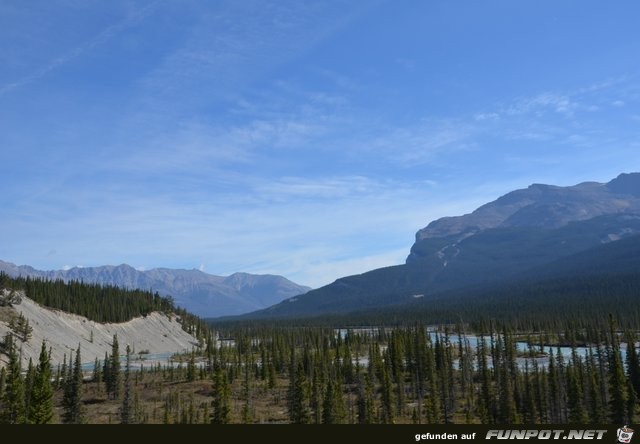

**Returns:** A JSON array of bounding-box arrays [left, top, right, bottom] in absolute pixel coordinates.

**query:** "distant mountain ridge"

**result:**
[[0, 261, 311, 318], [409, 173, 640, 255], [244, 172, 640, 319]]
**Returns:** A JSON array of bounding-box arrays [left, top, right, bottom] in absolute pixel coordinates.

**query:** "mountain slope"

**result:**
[[409, 173, 640, 249], [0, 262, 310, 317], [392, 235, 640, 327], [0, 294, 199, 368], [242, 173, 640, 319], [516, 232, 640, 280]]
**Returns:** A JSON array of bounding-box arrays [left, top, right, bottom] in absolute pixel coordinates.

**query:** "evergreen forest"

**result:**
[[0, 272, 205, 335], [1, 273, 640, 424], [1, 318, 640, 424]]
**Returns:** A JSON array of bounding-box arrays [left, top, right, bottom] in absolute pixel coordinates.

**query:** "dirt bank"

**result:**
[[0, 294, 200, 368]]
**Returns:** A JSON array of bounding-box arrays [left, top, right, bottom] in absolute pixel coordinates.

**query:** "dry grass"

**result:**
[[48, 371, 427, 424], [51, 373, 295, 424]]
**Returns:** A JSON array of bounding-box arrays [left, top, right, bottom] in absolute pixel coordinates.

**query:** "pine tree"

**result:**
[[23, 358, 35, 417], [625, 331, 640, 397], [586, 345, 604, 423], [0, 333, 25, 424], [566, 366, 587, 423], [62, 345, 84, 424], [342, 342, 354, 385], [477, 334, 494, 423], [424, 334, 441, 424], [27, 341, 54, 424], [0, 367, 6, 399], [11, 313, 32, 342], [457, 329, 475, 423], [522, 364, 539, 423], [379, 360, 394, 423], [241, 358, 252, 423], [532, 358, 549, 424], [267, 358, 277, 390], [211, 367, 231, 424], [389, 331, 405, 417], [322, 376, 346, 424], [608, 318, 628, 423], [288, 361, 310, 423], [435, 332, 456, 423], [93, 357, 103, 396], [626, 378, 638, 424], [108, 334, 121, 399], [310, 367, 323, 424], [120, 345, 134, 424], [187, 349, 197, 382], [102, 351, 111, 395], [563, 342, 584, 424], [497, 329, 520, 423], [356, 374, 374, 424], [547, 348, 562, 422]]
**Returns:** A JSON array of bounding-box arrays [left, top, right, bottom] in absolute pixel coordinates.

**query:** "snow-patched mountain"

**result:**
[[246, 173, 640, 318], [0, 262, 311, 318]]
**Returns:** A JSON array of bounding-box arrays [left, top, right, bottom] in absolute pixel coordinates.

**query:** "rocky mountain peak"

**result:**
[[607, 172, 640, 196], [0, 261, 311, 317], [412, 173, 640, 247]]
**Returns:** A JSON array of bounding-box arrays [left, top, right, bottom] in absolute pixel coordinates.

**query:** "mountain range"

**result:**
[[0, 261, 311, 318], [244, 172, 640, 319]]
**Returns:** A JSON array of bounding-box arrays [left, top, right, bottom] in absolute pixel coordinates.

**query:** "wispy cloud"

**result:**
[[467, 77, 640, 154], [490, 76, 639, 122], [103, 114, 330, 186], [505, 92, 579, 117], [3, 170, 453, 287], [255, 176, 384, 201], [0, 1, 160, 97], [474, 112, 500, 121], [135, 1, 366, 113], [365, 119, 476, 166]]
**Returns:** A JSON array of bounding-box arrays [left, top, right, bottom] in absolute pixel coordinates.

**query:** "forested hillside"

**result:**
[[0, 272, 206, 336], [233, 271, 640, 333]]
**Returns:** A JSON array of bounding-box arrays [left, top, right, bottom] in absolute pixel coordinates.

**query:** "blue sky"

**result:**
[[1, 1, 640, 288]]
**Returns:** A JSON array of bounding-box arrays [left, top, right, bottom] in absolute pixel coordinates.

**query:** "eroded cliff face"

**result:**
[[0, 294, 199, 368]]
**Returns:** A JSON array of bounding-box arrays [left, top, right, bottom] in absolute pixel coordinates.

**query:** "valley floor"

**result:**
[[10, 323, 638, 425]]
